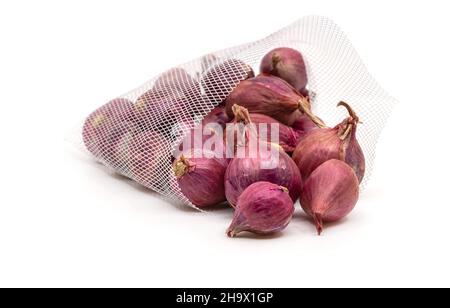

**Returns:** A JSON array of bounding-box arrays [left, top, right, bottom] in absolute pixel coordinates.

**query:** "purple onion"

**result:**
[[173, 149, 229, 208], [202, 59, 255, 106], [225, 143, 302, 207], [260, 47, 308, 94], [293, 102, 365, 183], [134, 89, 194, 133], [82, 98, 136, 158], [224, 75, 324, 127], [201, 106, 230, 128], [300, 159, 360, 235], [153, 67, 200, 97], [173, 119, 224, 159], [231, 105, 300, 153], [290, 112, 321, 135], [129, 131, 170, 189], [227, 181, 295, 237], [102, 121, 140, 169]]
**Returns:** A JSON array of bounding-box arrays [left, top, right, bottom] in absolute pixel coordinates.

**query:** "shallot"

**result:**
[[300, 159, 359, 235], [260, 47, 309, 96], [173, 149, 229, 207], [82, 98, 136, 158], [225, 142, 302, 207], [293, 102, 365, 182], [129, 131, 170, 189], [224, 75, 324, 127], [227, 181, 294, 237], [153, 67, 200, 97], [231, 104, 301, 153], [202, 59, 255, 105]]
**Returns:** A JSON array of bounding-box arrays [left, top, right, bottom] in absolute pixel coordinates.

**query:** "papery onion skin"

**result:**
[[173, 149, 229, 208], [292, 102, 365, 183], [201, 106, 230, 128], [202, 59, 255, 105], [227, 181, 294, 237], [82, 98, 136, 157], [153, 67, 200, 97], [129, 131, 170, 189], [225, 75, 321, 127], [300, 159, 359, 235], [341, 120, 365, 184], [225, 144, 302, 207], [290, 112, 321, 136], [260, 47, 308, 95], [134, 89, 194, 133], [292, 127, 341, 181], [173, 119, 224, 159], [231, 105, 300, 153], [175, 106, 228, 156], [225, 75, 300, 125], [247, 113, 300, 154], [103, 121, 140, 169]]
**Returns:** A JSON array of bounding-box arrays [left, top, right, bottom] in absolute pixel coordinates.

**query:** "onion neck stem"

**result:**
[[232, 104, 251, 125], [271, 53, 281, 71], [337, 101, 359, 122], [339, 123, 353, 141], [278, 186, 289, 193], [298, 97, 327, 128], [337, 101, 361, 140], [173, 155, 193, 178]]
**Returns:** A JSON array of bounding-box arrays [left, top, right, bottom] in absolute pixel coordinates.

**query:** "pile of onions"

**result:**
[[84, 47, 368, 238]]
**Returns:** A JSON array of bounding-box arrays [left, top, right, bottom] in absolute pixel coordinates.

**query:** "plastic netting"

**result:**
[[75, 15, 397, 208]]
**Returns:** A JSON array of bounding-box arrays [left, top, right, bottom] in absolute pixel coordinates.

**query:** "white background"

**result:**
[[1, 0, 449, 288]]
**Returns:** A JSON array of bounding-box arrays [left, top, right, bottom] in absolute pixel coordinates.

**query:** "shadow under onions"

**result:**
[[226, 231, 285, 240], [296, 211, 351, 236]]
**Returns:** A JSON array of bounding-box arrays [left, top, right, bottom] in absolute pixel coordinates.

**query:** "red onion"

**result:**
[[173, 120, 224, 160], [173, 106, 228, 157], [153, 67, 200, 97], [82, 98, 136, 158], [134, 89, 194, 133], [260, 47, 309, 95], [225, 105, 257, 154], [225, 142, 302, 207], [129, 131, 170, 189], [173, 149, 229, 207], [231, 105, 300, 153], [300, 159, 359, 235], [102, 121, 140, 169], [292, 102, 365, 183], [201, 106, 230, 128], [227, 181, 295, 237], [290, 112, 321, 135], [224, 75, 324, 127], [202, 59, 255, 105]]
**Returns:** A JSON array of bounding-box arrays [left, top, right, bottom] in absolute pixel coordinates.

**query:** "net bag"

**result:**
[[77, 15, 397, 208]]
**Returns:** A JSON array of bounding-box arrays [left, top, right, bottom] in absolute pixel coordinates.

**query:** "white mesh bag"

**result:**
[[77, 15, 397, 208]]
